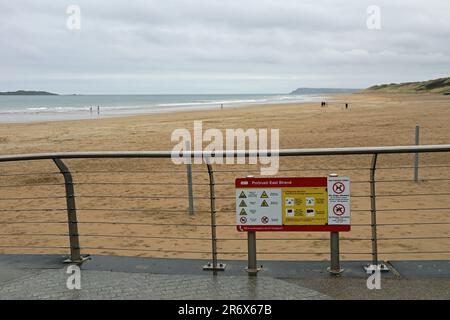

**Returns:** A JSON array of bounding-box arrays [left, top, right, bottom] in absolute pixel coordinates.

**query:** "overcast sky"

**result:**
[[1, 0, 449, 94]]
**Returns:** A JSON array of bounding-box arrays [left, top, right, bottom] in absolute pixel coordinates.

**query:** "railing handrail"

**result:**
[[1, 144, 450, 162]]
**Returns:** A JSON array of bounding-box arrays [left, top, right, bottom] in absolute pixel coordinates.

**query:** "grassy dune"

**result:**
[[365, 77, 450, 95]]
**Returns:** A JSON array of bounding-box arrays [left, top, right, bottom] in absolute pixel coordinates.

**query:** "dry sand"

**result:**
[[0, 93, 449, 261]]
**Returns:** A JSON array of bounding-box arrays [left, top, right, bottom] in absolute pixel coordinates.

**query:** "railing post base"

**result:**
[[63, 255, 90, 265], [364, 263, 390, 273], [203, 262, 227, 272]]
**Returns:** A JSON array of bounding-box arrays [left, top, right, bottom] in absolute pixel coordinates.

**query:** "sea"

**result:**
[[0, 93, 325, 123]]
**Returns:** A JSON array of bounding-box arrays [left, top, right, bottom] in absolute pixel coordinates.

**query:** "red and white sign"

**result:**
[[236, 177, 351, 232], [327, 176, 351, 225]]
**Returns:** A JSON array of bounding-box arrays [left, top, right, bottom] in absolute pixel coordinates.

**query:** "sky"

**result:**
[[1, 0, 450, 94]]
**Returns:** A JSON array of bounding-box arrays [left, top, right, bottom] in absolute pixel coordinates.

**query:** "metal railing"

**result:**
[[1, 145, 450, 274]]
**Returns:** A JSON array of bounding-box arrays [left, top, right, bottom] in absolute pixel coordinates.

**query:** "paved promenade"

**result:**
[[0, 255, 449, 300]]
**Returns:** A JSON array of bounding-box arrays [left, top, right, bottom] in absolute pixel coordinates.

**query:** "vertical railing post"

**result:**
[[53, 158, 83, 264], [185, 141, 194, 215], [414, 125, 420, 182], [365, 153, 389, 272], [203, 161, 226, 273], [369, 153, 379, 267], [247, 231, 258, 276]]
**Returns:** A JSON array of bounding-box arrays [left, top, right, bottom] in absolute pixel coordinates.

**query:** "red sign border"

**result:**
[[236, 177, 327, 188]]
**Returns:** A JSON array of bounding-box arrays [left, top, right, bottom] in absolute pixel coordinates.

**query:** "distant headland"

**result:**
[[0, 90, 58, 96], [289, 88, 359, 95]]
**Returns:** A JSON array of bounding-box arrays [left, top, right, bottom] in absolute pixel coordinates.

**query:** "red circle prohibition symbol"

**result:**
[[261, 216, 269, 224], [240, 217, 247, 224], [333, 204, 346, 216], [332, 182, 346, 194]]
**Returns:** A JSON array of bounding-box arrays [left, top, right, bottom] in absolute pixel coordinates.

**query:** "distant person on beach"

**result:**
[[97, 106, 100, 115], [90, 106, 93, 114], [345, 103, 349, 110]]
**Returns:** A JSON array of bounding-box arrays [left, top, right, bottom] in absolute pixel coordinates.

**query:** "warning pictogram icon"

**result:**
[[260, 191, 268, 198], [333, 204, 346, 216], [240, 208, 247, 216], [239, 191, 247, 199], [239, 200, 247, 207], [240, 217, 247, 224], [261, 200, 269, 207], [261, 216, 269, 224], [332, 182, 346, 194]]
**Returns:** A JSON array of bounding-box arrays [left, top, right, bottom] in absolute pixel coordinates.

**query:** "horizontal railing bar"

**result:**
[[0, 184, 65, 188], [0, 245, 69, 249], [1, 165, 448, 177], [0, 196, 211, 201], [81, 247, 211, 254], [217, 238, 368, 241], [363, 193, 450, 198], [0, 209, 212, 213], [376, 251, 450, 254], [217, 236, 450, 241], [0, 220, 235, 227], [217, 251, 370, 255], [378, 236, 450, 240], [72, 170, 206, 174], [213, 165, 450, 173], [0, 233, 450, 241], [0, 172, 61, 176], [0, 221, 67, 224], [0, 233, 211, 240], [377, 207, 450, 212], [72, 182, 210, 186], [3, 178, 450, 188], [2, 164, 449, 177], [76, 208, 212, 213], [77, 195, 211, 200], [0, 234, 66, 237], [377, 222, 450, 226], [79, 234, 209, 240], [0, 209, 65, 212], [0, 197, 67, 201], [77, 221, 234, 227], [1, 145, 450, 162]]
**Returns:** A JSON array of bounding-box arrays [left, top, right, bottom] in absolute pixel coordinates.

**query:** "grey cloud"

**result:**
[[0, 0, 449, 93]]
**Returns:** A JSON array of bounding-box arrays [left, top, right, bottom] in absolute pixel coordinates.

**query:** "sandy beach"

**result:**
[[1, 92, 449, 261]]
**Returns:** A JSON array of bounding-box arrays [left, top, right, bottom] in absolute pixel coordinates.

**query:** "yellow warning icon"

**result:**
[[239, 191, 247, 199], [239, 200, 247, 207], [261, 200, 269, 207], [260, 191, 268, 198], [240, 208, 247, 216]]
